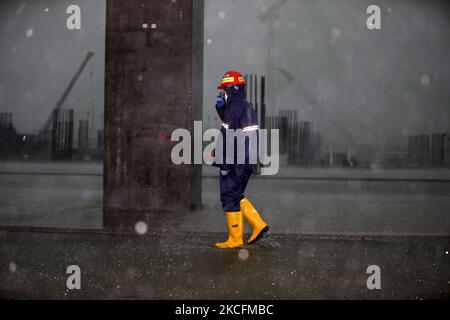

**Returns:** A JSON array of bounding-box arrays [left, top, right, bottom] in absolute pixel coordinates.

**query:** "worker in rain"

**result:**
[[212, 71, 269, 249]]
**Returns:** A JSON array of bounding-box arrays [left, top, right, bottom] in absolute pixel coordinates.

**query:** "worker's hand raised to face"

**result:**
[[216, 91, 226, 108]]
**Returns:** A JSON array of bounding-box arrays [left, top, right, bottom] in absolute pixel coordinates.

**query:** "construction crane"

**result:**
[[39, 51, 95, 136]]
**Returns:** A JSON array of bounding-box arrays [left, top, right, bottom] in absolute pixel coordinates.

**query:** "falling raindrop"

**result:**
[[331, 28, 341, 37], [9, 262, 17, 273], [238, 249, 249, 260], [135, 221, 148, 234], [420, 74, 431, 86], [25, 28, 34, 38], [218, 11, 226, 19]]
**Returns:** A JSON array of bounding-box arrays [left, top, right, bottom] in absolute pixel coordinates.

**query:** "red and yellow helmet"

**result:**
[[217, 70, 246, 90]]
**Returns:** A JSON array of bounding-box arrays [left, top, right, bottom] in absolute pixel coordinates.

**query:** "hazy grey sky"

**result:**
[[0, 0, 449, 155], [204, 0, 450, 154]]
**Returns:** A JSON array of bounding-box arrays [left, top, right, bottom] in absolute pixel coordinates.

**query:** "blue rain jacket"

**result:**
[[213, 90, 259, 173]]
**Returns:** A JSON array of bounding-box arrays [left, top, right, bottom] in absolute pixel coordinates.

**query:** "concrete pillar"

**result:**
[[104, 0, 203, 228]]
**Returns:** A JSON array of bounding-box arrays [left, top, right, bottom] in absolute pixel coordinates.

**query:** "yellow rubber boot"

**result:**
[[240, 198, 269, 244], [215, 211, 244, 249]]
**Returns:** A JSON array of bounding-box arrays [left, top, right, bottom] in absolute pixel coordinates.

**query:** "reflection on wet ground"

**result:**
[[0, 231, 449, 299]]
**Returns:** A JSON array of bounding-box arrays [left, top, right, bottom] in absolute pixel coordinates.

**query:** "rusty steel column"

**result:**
[[104, 0, 203, 228]]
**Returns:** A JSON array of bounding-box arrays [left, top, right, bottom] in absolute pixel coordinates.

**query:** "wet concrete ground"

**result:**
[[0, 231, 449, 299], [1, 170, 450, 235], [1, 163, 449, 299]]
